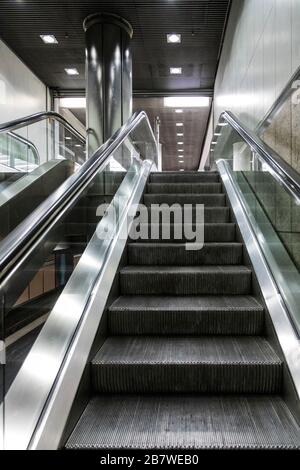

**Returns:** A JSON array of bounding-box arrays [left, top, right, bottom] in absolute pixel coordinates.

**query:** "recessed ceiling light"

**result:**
[[164, 96, 210, 107], [214, 133, 221, 136], [170, 67, 182, 75], [40, 34, 58, 44], [65, 67, 79, 76], [167, 33, 181, 44], [175, 109, 183, 113], [177, 142, 184, 145], [177, 133, 184, 136], [211, 141, 217, 145], [176, 123, 184, 127], [65, 136, 71, 140], [178, 149, 184, 152], [75, 144, 82, 147]]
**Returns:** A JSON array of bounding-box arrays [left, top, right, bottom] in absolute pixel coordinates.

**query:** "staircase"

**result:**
[[66, 171, 300, 450]]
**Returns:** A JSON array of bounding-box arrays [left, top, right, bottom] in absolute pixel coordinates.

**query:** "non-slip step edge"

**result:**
[[66, 395, 300, 449]]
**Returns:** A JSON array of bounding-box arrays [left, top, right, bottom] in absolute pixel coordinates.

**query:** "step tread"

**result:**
[[66, 395, 300, 449], [109, 295, 264, 312], [146, 183, 222, 194], [121, 265, 251, 274], [92, 336, 281, 366]]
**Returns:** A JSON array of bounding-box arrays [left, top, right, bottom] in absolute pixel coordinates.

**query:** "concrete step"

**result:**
[[108, 295, 264, 335]]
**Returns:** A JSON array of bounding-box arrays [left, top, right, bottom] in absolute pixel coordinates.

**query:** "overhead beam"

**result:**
[[52, 88, 214, 98]]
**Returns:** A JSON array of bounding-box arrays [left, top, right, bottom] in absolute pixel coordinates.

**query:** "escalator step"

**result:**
[[146, 183, 222, 194], [143, 193, 226, 207], [120, 265, 252, 295], [65, 395, 300, 449], [150, 172, 219, 183], [127, 243, 243, 265], [91, 336, 282, 393], [108, 295, 264, 335]]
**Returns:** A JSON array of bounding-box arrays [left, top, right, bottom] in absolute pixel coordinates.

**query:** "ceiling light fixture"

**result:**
[[40, 34, 58, 44], [167, 33, 181, 44], [60, 97, 86, 108], [178, 149, 184, 153], [177, 133, 184, 136], [170, 67, 182, 75], [177, 142, 184, 145], [211, 141, 217, 145], [175, 109, 183, 113], [65, 67, 79, 76], [164, 96, 209, 108], [176, 123, 183, 127], [65, 136, 71, 140]]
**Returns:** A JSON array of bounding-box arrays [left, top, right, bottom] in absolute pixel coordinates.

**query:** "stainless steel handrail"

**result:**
[[0, 111, 85, 144], [215, 110, 300, 202], [7, 131, 40, 164], [256, 64, 300, 135], [0, 110, 156, 280]]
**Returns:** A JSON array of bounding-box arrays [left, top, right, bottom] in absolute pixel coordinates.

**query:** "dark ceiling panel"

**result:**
[[0, 0, 229, 170], [0, 0, 230, 92]]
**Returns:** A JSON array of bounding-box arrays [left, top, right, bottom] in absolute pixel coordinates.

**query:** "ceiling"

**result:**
[[0, 0, 230, 93], [0, 0, 230, 170]]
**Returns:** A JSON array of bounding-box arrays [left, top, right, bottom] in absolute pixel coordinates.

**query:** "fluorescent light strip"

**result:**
[[164, 96, 209, 108]]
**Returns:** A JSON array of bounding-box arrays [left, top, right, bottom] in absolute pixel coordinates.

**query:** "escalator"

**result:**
[[0, 112, 85, 240], [1, 108, 300, 450]]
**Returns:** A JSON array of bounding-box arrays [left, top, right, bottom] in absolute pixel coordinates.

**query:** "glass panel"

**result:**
[[212, 119, 300, 334], [0, 117, 86, 242], [2, 114, 156, 448]]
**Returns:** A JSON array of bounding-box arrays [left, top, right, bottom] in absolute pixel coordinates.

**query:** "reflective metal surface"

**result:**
[[0, 111, 156, 282], [0, 111, 85, 144], [0, 107, 157, 449], [256, 64, 300, 136], [84, 12, 133, 156], [214, 111, 300, 203], [8, 131, 39, 165], [218, 159, 300, 400]]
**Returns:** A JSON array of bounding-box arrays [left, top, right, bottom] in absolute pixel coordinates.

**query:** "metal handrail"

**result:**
[[256, 64, 300, 135], [7, 131, 40, 164], [0, 111, 85, 144], [0, 110, 156, 280], [215, 110, 300, 202]]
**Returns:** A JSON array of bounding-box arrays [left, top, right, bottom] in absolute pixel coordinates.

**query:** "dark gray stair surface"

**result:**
[[92, 336, 282, 394], [147, 183, 222, 194], [108, 295, 264, 335], [141, 207, 231, 223], [120, 265, 252, 295], [132, 223, 236, 242], [128, 243, 243, 265], [66, 395, 300, 449], [144, 193, 226, 206], [150, 171, 219, 183], [66, 170, 300, 450]]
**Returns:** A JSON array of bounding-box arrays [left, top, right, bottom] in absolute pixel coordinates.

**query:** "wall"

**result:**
[[0, 38, 48, 163], [214, 0, 300, 130]]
